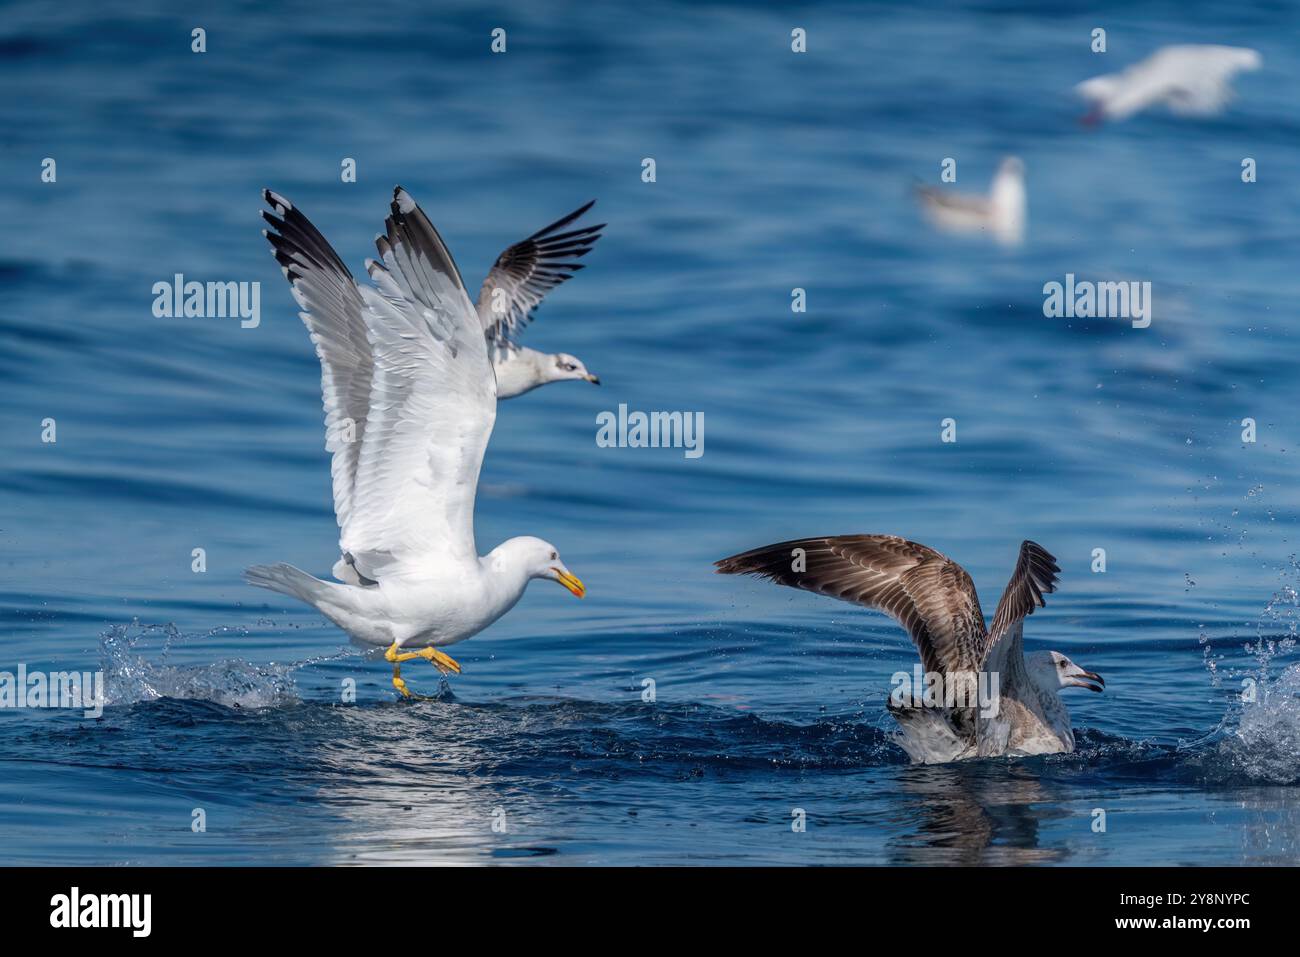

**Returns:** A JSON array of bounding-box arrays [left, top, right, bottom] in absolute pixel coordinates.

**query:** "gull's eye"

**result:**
[[550, 551, 558, 560], [560, 362, 576, 371], [1058, 660, 1067, 669]]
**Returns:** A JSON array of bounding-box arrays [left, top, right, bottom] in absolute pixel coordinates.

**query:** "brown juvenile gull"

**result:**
[[715, 536, 1103, 763]]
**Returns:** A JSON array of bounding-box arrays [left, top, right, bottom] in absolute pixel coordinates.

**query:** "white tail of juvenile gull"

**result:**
[[716, 536, 1104, 763]]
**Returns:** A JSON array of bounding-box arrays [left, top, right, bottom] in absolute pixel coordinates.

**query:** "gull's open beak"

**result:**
[[584, 374, 600, 385], [1076, 670, 1104, 693], [551, 567, 585, 598]]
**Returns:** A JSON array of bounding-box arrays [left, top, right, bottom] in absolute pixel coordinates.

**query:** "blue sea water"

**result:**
[[2, 0, 1299, 865]]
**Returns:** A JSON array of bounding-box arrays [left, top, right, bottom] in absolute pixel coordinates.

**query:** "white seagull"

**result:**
[[247, 187, 587, 697], [915, 157, 1026, 247], [1076, 44, 1261, 123], [716, 536, 1104, 763], [478, 201, 605, 398]]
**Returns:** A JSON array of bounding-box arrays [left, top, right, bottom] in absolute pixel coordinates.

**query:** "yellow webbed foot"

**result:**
[[416, 646, 461, 675], [385, 641, 459, 694]]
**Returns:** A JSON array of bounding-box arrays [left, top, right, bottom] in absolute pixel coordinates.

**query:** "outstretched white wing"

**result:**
[[342, 188, 497, 579], [261, 190, 374, 537]]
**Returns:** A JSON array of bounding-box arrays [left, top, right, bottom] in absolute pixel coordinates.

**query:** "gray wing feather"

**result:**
[[475, 201, 604, 344]]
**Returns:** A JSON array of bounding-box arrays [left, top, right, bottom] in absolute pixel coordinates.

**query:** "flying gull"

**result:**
[[716, 536, 1103, 763], [915, 157, 1025, 247], [478, 201, 605, 398], [248, 187, 587, 697], [1076, 44, 1261, 123]]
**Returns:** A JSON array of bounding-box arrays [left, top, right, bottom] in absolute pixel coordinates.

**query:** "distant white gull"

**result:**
[[915, 157, 1025, 247], [716, 536, 1103, 763], [477, 201, 605, 398], [1076, 44, 1261, 123], [248, 187, 586, 697]]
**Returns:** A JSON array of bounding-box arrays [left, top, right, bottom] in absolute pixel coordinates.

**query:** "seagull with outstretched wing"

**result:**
[[716, 536, 1102, 762], [247, 187, 588, 697], [476, 201, 605, 398], [1076, 44, 1261, 123]]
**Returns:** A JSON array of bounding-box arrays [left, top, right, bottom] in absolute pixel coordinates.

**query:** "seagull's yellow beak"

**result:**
[[551, 567, 586, 598], [584, 373, 601, 385]]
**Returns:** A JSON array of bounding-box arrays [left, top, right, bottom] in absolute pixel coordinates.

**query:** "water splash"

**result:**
[[1196, 558, 1300, 784], [99, 620, 301, 709]]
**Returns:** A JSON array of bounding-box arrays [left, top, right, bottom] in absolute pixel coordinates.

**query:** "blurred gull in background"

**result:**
[[1076, 44, 1261, 123], [914, 156, 1026, 247]]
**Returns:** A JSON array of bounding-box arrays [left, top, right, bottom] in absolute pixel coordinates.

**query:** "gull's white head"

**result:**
[[990, 156, 1026, 245], [995, 156, 1025, 179], [1028, 650, 1104, 694], [498, 536, 586, 598], [548, 352, 600, 386]]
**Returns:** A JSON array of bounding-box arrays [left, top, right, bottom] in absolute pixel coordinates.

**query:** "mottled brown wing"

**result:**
[[986, 540, 1060, 649], [715, 534, 988, 676]]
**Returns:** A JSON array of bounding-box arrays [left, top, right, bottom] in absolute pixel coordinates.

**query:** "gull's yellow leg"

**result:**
[[386, 642, 423, 699], [383, 641, 461, 674], [391, 661, 413, 698], [385, 641, 456, 697]]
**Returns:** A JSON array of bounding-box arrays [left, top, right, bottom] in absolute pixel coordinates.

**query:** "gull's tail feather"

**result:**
[[244, 563, 330, 606], [887, 698, 976, 764]]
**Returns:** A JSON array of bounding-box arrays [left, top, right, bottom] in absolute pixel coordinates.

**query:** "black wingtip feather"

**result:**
[[262, 188, 287, 209], [1020, 540, 1060, 595], [526, 200, 600, 241]]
